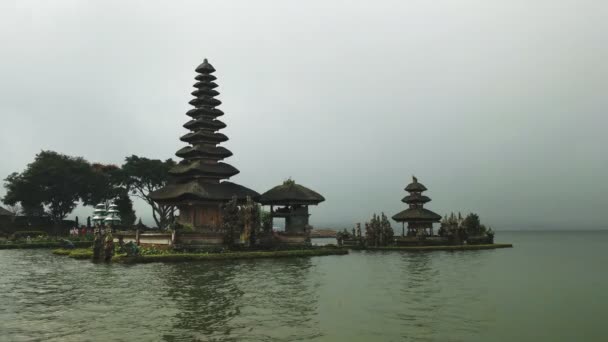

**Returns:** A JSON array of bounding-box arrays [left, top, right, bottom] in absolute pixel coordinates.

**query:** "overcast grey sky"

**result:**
[[0, 0, 606, 230]]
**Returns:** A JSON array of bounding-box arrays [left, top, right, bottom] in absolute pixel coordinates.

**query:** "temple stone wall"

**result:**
[[139, 234, 172, 246], [179, 205, 222, 228], [176, 232, 225, 246]]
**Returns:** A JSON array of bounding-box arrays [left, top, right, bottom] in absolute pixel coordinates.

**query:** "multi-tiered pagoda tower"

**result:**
[[150, 59, 259, 229], [392, 176, 442, 237]]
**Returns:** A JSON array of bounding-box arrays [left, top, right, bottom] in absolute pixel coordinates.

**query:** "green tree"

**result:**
[[83, 163, 123, 206], [380, 212, 394, 245], [121, 155, 176, 229], [114, 191, 136, 227], [261, 210, 273, 234], [3, 151, 93, 223], [462, 213, 482, 236]]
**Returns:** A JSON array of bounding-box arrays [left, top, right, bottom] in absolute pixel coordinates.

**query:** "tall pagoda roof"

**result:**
[[186, 107, 223, 118], [175, 145, 233, 159], [392, 208, 441, 222], [149, 58, 258, 204], [180, 131, 228, 144], [259, 179, 325, 205], [183, 117, 226, 130], [151, 180, 259, 204], [169, 160, 240, 179]]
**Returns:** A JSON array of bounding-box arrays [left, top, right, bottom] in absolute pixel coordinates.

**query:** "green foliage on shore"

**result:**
[[53, 248, 120, 259], [2, 151, 179, 230], [356, 244, 512, 251], [3, 151, 93, 223], [0, 241, 93, 249], [114, 248, 348, 264], [10, 231, 48, 239], [51, 248, 74, 255], [114, 192, 136, 226], [122, 155, 176, 229], [50, 244, 347, 263], [66, 249, 95, 259], [365, 213, 394, 247]]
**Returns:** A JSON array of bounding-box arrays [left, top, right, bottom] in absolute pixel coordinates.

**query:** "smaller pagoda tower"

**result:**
[[92, 203, 107, 226], [104, 203, 121, 226], [392, 176, 442, 237], [259, 179, 325, 245]]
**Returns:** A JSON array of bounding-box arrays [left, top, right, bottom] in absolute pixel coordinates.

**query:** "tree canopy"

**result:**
[[3, 151, 93, 223], [83, 163, 123, 206], [114, 191, 136, 226], [122, 155, 176, 229], [2, 151, 178, 229]]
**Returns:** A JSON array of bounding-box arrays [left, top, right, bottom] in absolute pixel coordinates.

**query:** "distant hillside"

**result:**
[[310, 228, 337, 238]]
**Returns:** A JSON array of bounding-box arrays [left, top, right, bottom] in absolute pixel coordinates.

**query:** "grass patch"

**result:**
[[114, 248, 348, 264], [358, 243, 513, 251], [51, 248, 73, 255], [0, 241, 93, 250], [51, 248, 94, 259], [68, 249, 94, 259]]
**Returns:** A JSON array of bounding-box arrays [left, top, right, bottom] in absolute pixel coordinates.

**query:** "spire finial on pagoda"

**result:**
[[413, 175, 418, 183], [196, 58, 216, 74]]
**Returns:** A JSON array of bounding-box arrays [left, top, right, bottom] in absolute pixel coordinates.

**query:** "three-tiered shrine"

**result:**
[[92, 203, 107, 226], [150, 59, 259, 229], [392, 176, 442, 236], [104, 203, 121, 226]]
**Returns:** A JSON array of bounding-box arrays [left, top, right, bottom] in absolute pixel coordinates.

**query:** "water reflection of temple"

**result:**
[[163, 262, 243, 339], [162, 258, 319, 341]]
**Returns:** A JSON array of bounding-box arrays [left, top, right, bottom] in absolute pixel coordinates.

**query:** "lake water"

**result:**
[[1, 231, 607, 341]]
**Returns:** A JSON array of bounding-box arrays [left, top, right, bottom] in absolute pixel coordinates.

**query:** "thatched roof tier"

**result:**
[[405, 177, 427, 192], [180, 131, 228, 144], [186, 107, 224, 118], [193, 81, 218, 89], [191, 88, 220, 97], [175, 145, 233, 160], [195, 59, 216, 73], [169, 161, 239, 179], [150, 180, 259, 204], [183, 118, 226, 130], [260, 180, 325, 205], [194, 73, 217, 82], [189, 96, 222, 107], [392, 208, 441, 222], [402, 194, 431, 204]]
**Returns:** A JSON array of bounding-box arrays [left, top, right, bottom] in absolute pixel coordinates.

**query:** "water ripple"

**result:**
[[3, 232, 608, 342]]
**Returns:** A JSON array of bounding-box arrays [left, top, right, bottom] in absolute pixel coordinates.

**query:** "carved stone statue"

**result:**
[[92, 227, 102, 260], [104, 232, 114, 262]]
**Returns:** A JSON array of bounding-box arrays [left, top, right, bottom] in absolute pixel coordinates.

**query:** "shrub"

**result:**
[[10, 231, 48, 240]]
